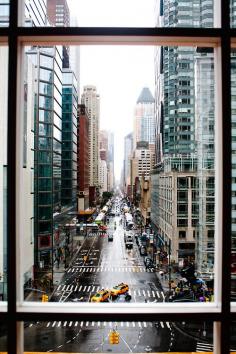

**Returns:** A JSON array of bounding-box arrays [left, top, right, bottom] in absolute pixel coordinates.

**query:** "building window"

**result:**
[[0, 1, 235, 353]]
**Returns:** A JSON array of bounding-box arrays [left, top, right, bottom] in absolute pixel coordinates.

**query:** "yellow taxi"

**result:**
[[110, 283, 129, 297], [90, 289, 110, 302]]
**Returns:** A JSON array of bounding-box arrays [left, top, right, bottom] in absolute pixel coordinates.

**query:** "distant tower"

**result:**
[[134, 87, 155, 146], [81, 85, 100, 188], [47, 0, 70, 68]]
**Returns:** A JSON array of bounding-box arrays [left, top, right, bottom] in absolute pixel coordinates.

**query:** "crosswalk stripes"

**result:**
[[66, 266, 155, 273], [55, 283, 165, 300], [196, 341, 214, 352], [44, 320, 171, 330]]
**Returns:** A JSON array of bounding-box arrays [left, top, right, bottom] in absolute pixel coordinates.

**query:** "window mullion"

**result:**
[[7, 0, 19, 353], [220, 0, 231, 353]]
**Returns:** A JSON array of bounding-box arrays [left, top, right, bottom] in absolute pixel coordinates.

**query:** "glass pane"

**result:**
[[0, 0, 9, 27], [23, 0, 215, 28], [24, 320, 214, 352], [0, 46, 8, 301], [21, 44, 215, 305]]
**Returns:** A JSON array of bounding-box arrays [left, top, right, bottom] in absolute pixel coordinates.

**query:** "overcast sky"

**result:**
[[68, 0, 156, 181]]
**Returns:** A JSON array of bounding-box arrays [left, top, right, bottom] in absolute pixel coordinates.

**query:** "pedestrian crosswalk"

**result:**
[[196, 341, 214, 352], [55, 284, 165, 301], [67, 266, 155, 273], [44, 320, 171, 330]]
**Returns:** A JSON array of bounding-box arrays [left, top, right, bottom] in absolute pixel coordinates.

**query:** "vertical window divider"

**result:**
[[7, 0, 23, 353], [220, 0, 231, 353]]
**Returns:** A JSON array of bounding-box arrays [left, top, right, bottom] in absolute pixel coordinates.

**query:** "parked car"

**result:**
[[144, 257, 155, 269], [108, 234, 113, 241], [140, 245, 147, 256], [125, 241, 133, 249]]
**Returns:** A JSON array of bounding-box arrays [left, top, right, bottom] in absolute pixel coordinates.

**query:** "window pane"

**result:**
[[22, 0, 215, 28], [0, 46, 8, 302], [23, 320, 214, 352], [20, 44, 216, 307], [0, 0, 9, 27]]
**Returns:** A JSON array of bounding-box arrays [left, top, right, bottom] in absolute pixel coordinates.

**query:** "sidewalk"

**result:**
[[53, 235, 84, 287]]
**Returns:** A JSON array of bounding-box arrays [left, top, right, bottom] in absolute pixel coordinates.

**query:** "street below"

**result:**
[[20, 207, 214, 353]]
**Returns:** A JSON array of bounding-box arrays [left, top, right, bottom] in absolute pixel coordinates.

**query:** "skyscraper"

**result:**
[[61, 68, 78, 208], [123, 132, 133, 194], [151, 0, 214, 270], [25, 0, 47, 26], [134, 87, 155, 146], [78, 104, 90, 211], [47, 0, 70, 68], [27, 46, 63, 275], [81, 85, 100, 188]]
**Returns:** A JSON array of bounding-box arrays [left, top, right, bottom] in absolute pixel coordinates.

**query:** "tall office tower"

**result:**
[[134, 87, 155, 146], [78, 104, 90, 211], [151, 0, 214, 268], [107, 131, 115, 191], [99, 159, 108, 194], [131, 142, 155, 181], [61, 69, 78, 208], [194, 49, 215, 274], [99, 130, 108, 151], [123, 132, 133, 194], [70, 16, 80, 96], [25, 0, 47, 26], [99, 130, 114, 192], [27, 46, 63, 275], [81, 85, 100, 188], [47, 0, 70, 68]]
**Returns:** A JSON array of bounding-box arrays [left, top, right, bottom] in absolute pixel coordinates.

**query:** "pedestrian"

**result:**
[[56, 256, 60, 269]]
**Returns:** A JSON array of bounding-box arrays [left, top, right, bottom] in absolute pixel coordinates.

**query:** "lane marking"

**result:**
[[161, 291, 165, 301]]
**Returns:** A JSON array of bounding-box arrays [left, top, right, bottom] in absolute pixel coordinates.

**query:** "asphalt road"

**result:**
[[0, 213, 215, 352], [51, 216, 165, 304]]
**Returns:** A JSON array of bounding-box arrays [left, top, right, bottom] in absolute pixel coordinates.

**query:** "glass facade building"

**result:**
[[152, 0, 215, 276], [25, 0, 47, 26], [61, 69, 78, 207], [27, 46, 63, 276]]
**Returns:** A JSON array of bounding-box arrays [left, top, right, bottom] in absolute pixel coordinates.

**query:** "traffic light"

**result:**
[[42, 294, 49, 302], [109, 331, 120, 344]]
